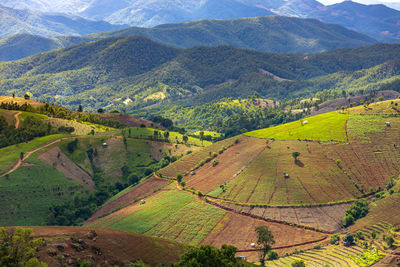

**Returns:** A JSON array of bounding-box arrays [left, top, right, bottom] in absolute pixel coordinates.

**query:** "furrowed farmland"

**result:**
[[1, 97, 400, 266]]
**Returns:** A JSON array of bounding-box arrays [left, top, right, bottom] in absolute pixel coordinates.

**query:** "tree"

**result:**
[[343, 233, 354, 246], [255, 225, 275, 266], [183, 135, 189, 144], [97, 108, 104, 113], [176, 173, 183, 184], [0, 227, 47, 266], [199, 131, 204, 145], [78, 105, 83, 112], [164, 131, 170, 140], [292, 151, 300, 161], [385, 235, 395, 247], [330, 234, 340, 244], [20, 152, 24, 161], [175, 244, 241, 267], [343, 214, 355, 227], [268, 250, 278, 260], [292, 260, 305, 267]]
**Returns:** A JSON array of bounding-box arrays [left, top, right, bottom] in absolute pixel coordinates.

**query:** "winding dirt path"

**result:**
[[0, 137, 74, 178], [14, 111, 21, 128]]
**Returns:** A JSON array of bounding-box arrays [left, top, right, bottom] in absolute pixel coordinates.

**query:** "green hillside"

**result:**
[[0, 36, 399, 115]]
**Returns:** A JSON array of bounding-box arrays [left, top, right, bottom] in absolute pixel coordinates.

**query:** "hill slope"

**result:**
[[0, 36, 398, 113], [0, 16, 377, 61], [0, 4, 124, 38]]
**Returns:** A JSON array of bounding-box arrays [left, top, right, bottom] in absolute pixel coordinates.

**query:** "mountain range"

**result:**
[[0, 16, 377, 61], [0, 4, 125, 37], [0, 36, 398, 114], [0, 0, 398, 43]]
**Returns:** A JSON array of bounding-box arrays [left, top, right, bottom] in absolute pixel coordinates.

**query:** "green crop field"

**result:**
[[245, 112, 348, 142], [0, 154, 83, 225], [346, 115, 387, 143], [211, 140, 360, 205], [0, 134, 68, 174], [87, 190, 226, 245], [349, 99, 400, 114], [125, 127, 211, 147], [19, 111, 49, 122]]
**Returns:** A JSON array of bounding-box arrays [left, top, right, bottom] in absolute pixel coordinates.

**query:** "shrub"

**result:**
[[212, 152, 218, 157], [371, 231, 377, 239], [313, 244, 321, 249], [343, 214, 355, 227], [356, 231, 364, 240], [268, 250, 278, 260], [205, 156, 211, 163], [330, 234, 340, 244], [343, 233, 354, 246], [212, 159, 219, 167], [291, 259, 305, 267], [176, 173, 183, 183]]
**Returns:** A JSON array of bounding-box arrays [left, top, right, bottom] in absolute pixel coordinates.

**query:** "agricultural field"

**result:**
[[87, 189, 226, 246], [31, 226, 188, 266], [0, 154, 83, 225], [0, 108, 18, 125], [184, 136, 266, 194], [0, 96, 45, 107], [349, 98, 400, 114], [212, 140, 360, 205], [0, 134, 68, 175], [125, 127, 212, 147], [44, 118, 112, 135], [87, 176, 171, 222], [159, 136, 239, 178], [245, 112, 348, 142], [206, 199, 351, 232]]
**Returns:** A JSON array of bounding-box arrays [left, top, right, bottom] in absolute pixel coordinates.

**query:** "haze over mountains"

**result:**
[[0, 16, 377, 61], [0, 4, 125, 37], [0, 0, 399, 43]]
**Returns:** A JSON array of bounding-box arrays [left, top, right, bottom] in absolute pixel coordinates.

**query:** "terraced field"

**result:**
[[212, 140, 360, 205], [245, 112, 348, 142], [159, 136, 239, 178], [206, 198, 351, 232], [184, 136, 266, 194]]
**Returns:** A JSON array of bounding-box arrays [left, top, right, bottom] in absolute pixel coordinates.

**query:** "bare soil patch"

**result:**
[[38, 146, 95, 191], [30, 226, 186, 266], [185, 136, 266, 194], [207, 199, 351, 233], [201, 212, 327, 261]]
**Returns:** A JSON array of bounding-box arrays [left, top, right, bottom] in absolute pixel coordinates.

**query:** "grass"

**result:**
[[19, 111, 49, 122], [348, 99, 400, 114], [45, 118, 113, 135], [0, 154, 83, 225], [245, 112, 348, 142], [346, 115, 386, 143], [124, 127, 212, 147], [87, 190, 226, 245], [0, 134, 68, 174]]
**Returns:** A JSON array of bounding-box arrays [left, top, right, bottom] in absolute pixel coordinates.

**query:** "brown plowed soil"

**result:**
[[0, 96, 46, 107], [185, 136, 266, 194], [98, 113, 164, 129], [87, 176, 171, 222], [207, 199, 351, 233], [29, 226, 186, 266], [201, 212, 327, 262], [38, 146, 95, 191]]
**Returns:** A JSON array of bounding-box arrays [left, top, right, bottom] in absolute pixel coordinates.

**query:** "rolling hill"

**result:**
[[0, 16, 377, 61], [0, 4, 125, 38], [0, 35, 398, 115]]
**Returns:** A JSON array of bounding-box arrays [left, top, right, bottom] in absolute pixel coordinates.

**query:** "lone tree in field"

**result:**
[[255, 225, 275, 266], [292, 151, 300, 161], [182, 135, 189, 144]]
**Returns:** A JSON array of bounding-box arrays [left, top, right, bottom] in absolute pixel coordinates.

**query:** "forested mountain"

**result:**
[[0, 16, 377, 61], [0, 4, 125, 37], [0, 0, 397, 43], [0, 36, 398, 114]]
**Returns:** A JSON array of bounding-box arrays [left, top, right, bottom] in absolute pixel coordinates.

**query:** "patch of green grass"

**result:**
[[245, 112, 348, 142], [347, 115, 386, 143], [0, 134, 68, 174], [349, 249, 384, 267], [19, 111, 49, 122], [0, 154, 83, 225], [125, 127, 211, 147], [89, 190, 225, 245]]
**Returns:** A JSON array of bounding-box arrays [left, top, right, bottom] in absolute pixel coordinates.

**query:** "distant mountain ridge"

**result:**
[[0, 4, 125, 37], [0, 16, 377, 61], [0, 0, 396, 42]]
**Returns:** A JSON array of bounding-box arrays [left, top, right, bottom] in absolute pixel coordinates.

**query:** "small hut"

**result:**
[[386, 122, 391, 127], [284, 173, 290, 179]]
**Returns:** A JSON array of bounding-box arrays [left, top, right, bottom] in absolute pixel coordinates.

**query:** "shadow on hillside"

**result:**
[[295, 159, 304, 167]]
